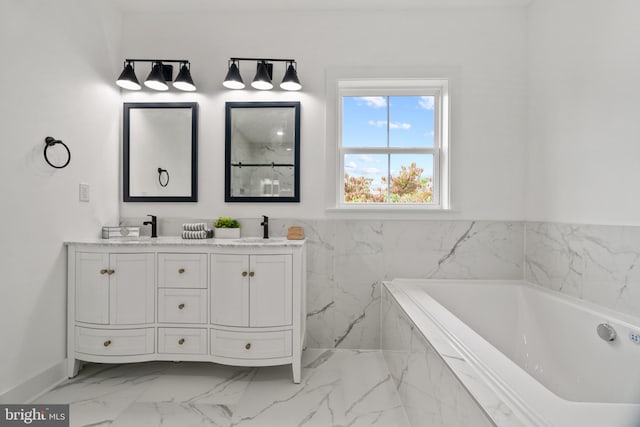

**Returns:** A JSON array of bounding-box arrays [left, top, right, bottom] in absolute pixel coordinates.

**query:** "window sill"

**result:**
[[326, 206, 458, 220]]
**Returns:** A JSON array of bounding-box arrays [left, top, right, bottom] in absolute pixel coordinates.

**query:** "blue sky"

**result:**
[[342, 96, 435, 188]]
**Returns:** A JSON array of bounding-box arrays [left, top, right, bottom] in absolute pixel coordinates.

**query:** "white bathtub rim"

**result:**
[[384, 281, 531, 427], [384, 279, 640, 427], [385, 280, 544, 427], [409, 285, 551, 426], [396, 278, 640, 329]]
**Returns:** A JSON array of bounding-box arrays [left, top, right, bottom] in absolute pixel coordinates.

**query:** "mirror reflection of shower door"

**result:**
[[225, 102, 300, 203]]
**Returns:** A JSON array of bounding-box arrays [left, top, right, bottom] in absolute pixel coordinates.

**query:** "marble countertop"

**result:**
[[65, 236, 305, 248]]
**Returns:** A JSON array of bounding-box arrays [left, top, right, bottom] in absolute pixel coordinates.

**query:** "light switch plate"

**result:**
[[79, 183, 90, 202]]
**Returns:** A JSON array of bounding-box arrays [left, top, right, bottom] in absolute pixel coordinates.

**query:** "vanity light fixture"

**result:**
[[222, 60, 245, 89], [116, 59, 197, 92], [280, 62, 302, 91], [223, 57, 302, 91], [173, 62, 196, 91], [144, 62, 170, 91], [116, 61, 141, 90], [251, 61, 273, 90]]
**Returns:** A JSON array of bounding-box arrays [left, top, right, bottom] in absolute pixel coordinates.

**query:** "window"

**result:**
[[338, 79, 449, 209]]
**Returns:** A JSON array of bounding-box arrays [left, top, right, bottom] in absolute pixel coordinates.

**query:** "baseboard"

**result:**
[[0, 360, 67, 404]]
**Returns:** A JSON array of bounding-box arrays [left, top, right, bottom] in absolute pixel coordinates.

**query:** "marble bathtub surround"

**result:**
[[525, 222, 640, 319], [36, 350, 409, 427], [381, 283, 524, 427]]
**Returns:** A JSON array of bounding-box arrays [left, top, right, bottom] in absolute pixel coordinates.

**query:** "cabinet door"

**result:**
[[75, 252, 109, 324], [249, 255, 292, 327], [211, 254, 249, 326], [109, 253, 155, 324]]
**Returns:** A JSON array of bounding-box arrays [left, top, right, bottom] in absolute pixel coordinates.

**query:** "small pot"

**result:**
[[215, 227, 240, 239]]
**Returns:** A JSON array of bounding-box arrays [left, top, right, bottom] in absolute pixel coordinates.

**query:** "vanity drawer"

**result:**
[[158, 328, 208, 354], [211, 329, 292, 360], [75, 327, 154, 356], [158, 289, 207, 324], [158, 253, 207, 288]]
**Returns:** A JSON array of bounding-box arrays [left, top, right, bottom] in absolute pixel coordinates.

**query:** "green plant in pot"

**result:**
[[214, 216, 240, 239]]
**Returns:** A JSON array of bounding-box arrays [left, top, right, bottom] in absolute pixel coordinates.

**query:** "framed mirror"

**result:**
[[225, 102, 300, 202], [123, 102, 198, 202]]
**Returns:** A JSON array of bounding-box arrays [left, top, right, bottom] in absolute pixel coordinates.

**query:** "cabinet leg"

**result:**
[[67, 358, 80, 378], [292, 359, 301, 384]]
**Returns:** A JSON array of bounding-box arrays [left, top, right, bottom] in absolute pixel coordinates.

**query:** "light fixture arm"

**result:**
[[229, 57, 295, 64], [125, 58, 190, 64]]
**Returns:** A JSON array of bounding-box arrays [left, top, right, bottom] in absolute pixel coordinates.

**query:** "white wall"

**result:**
[[0, 0, 121, 399], [119, 7, 527, 222], [526, 0, 640, 225]]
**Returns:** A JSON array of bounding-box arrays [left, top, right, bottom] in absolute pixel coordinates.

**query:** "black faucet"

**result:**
[[260, 215, 269, 239], [143, 214, 157, 238]]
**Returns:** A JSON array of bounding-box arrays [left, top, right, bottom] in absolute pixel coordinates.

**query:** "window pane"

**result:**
[[342, 96, 388, 148], [389, 96, 435, 148], [389, 154, 434, 203], [344, 153, 388, 203]]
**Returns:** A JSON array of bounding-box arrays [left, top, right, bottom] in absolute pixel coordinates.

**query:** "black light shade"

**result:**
[[251, 61, 273, 90], [280, 63, 302, 91], [173, 63, 196, 91], [116, 62, 141, 90], [223, 62, 245, 89], [144, 62, 169, 91]]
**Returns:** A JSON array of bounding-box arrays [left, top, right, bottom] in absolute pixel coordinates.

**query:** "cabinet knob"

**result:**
[[108, 269, 115, 275], [178, 338, 185, 345], [103, 340, 112, 347], [249, 271, 255, 278], [242, 271, 248, 277], [100, 269, 108, 275], [178, 268, 185, 274], [245, 343, 251, 350], [178, 303, 185, 310]]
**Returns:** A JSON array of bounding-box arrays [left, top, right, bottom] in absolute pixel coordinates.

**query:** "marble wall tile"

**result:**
[[383, 220, 523, 280], [525, 222, 640, 318]]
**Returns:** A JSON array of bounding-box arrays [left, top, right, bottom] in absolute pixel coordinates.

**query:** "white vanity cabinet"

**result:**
[[211, 254, 292, 327], [75, 252, 154, 325], [210, 253, 299, 380], [66, 238, 306, 383]]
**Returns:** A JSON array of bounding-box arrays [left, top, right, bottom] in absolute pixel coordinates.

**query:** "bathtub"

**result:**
[[383, 279, 640, 427]]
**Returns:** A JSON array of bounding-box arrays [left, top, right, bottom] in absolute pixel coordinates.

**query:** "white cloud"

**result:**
[[368, 120, 411, 130], [389, 122, 411, 130], [358, 154, 377, 162], [368, 120, 387, 128], [419, 96, 434, 110], [358, 96, 387, 108], [345, 161, 358, 171]]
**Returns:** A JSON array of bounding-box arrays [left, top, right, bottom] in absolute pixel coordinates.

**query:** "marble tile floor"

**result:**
[[36, 350, 410, 427]]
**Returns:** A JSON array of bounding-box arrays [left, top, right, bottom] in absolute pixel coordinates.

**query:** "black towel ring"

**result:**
[[44, 136, 71, 169], [158, 167, 170, 187]]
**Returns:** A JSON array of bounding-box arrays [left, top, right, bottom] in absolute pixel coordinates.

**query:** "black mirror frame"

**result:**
[[225, 101, 301, 203], [123, 102, 198, 202]]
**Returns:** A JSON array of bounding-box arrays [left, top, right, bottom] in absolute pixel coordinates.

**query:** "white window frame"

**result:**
[[336, 78, 450, 210]]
